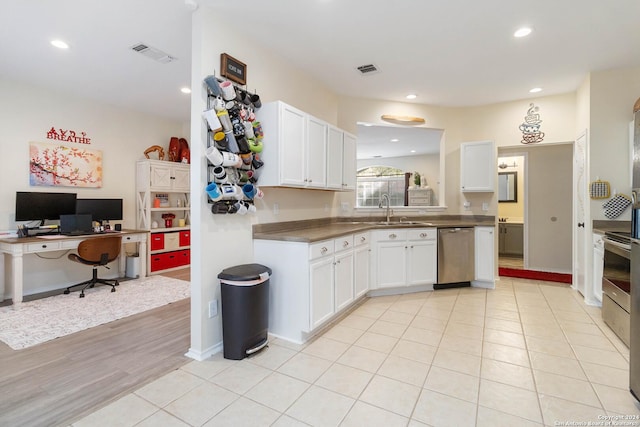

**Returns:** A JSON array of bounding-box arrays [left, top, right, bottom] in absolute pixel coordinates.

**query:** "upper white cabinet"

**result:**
[[460, 140, 495, 192], [256, 101, 354, 191], [140, 160, 190, 192]]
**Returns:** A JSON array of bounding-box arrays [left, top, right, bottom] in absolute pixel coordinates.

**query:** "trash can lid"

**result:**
[[218, 263, 272, 282]]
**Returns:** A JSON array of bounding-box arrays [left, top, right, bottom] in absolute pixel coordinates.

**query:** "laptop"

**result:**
[[59, 214, 94, 235]]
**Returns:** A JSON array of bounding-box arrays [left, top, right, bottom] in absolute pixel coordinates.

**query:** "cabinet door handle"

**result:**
[[343, 241, 349, 248], [389, 233, 397, 239], [320, 247, 328, 254], [360, 236, 366, 242], [420, 232, 427, 238], [410, 245, 414, 249]]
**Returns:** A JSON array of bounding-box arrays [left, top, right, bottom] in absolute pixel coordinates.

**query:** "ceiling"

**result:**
[[2, 0, 639, 128]]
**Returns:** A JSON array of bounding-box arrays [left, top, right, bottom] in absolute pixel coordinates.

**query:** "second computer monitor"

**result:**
[[76, 198, 123, 223]]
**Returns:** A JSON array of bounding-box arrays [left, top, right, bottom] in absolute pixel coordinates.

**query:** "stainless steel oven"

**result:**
[[602, 231, 631, 347]]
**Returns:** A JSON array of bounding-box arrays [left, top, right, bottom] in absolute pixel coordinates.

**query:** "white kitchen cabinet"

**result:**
[[592, 232, 604, 304], [354, 232, 370, 299], [310, 254, 335, 330], [372, 228, 437, 290], [306, 116, 328, 188], [334, 235, 354, 312], [342, 132, 357, 191], [407, 230, 438, 285], [460, 141, 495, 192], [254, 233, 363, 343], [474, 226, 495, 287], [326, 126, 357, 191], [257, 101, 355, 191]]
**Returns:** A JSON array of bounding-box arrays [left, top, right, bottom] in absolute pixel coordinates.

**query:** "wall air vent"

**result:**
[[356, 64, 379, 75], [130, 43, 176, 64]]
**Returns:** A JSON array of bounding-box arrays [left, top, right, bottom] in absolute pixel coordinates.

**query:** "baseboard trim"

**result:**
[[185, 341, 223, 361]]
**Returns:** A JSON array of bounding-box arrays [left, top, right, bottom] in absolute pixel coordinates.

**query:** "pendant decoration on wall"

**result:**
[[519, 103, 545, 144], [29, 142, 103, 187], [46, 127, 92, 144]]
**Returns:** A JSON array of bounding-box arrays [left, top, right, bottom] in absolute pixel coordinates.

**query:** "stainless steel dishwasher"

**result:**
[[437, 227, 475, 285]]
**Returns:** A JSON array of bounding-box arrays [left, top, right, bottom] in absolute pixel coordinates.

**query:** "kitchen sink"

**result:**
[[338, 221, 434, 226]]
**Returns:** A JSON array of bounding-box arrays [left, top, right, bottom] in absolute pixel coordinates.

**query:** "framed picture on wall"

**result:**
[[220, 53, 247, 85]]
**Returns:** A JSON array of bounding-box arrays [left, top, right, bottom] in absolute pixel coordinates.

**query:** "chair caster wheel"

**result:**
[[64, 290, 70, 295], [111, 288, 116, 293], [89, 284, 95, 289], [115, 281, 119, 287], [79, 294, 85, 298]]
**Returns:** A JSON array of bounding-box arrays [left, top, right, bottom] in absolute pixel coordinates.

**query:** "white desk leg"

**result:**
[[10, 253, 23, 304], [0, 254, 5, 302], [139, 240, 147, 278], [119, 243, 126, 278]]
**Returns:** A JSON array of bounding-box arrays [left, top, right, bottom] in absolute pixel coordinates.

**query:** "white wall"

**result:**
[[589, 66, 640, 220], [188, 6, 342, 359], [0, 77, 185, 298]]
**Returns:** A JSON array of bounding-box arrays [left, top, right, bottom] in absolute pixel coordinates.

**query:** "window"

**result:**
[[356, 166, 406, 207]]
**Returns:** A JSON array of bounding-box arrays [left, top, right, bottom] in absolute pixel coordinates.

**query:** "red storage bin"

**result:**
[[176, 249, 190, 267], [150, 253, 169, 272], [150, 233, 165, 251], [166, 251, 179, 269], [179, 231, 190, 247]]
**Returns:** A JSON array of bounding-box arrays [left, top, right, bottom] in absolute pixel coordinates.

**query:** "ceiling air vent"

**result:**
[[356, 64, 379, 75], [130, 43, 176, 64]]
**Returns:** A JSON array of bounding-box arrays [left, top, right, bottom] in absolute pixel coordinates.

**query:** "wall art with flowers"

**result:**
[[29, 142, 103, 187]]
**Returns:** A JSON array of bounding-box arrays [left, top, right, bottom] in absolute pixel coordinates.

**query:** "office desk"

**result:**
[[0, 230, 148, 304]]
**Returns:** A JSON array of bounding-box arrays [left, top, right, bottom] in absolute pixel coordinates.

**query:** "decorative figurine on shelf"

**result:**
[[168, 137, 180, 162], [161, 213, 175, 228], [144, 145, 165, 160], [179, 138, 190, 164]]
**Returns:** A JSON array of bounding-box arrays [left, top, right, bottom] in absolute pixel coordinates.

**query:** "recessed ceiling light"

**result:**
[[180, 87, 191, 94], [529, 87, 542, 93], [410, 150, 416, 153], [406, 94, 417, 100], [50, 39, 69, 49], [514, 27, 532, 38], [390, 138, 399, 142]]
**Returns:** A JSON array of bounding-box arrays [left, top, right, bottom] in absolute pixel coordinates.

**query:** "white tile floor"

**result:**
[[71, 278, 640, 427]]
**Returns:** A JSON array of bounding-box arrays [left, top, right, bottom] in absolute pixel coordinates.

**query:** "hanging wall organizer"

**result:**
[[202, 75, 265, 214]]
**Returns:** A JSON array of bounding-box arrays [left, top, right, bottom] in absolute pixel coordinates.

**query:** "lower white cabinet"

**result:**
[[354, 232, 370, 299], [254, 233, 360, 343], [592, 232, 604, 304], [371, 228, 437, 290], [474, 226, 496, 287]]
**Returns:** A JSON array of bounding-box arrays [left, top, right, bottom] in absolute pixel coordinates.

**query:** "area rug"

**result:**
[[499, 267, 572, 284], [0, 276, 190, 350]]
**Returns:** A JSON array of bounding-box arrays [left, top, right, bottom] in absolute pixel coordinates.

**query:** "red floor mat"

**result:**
[[498, 267, 572, 284]]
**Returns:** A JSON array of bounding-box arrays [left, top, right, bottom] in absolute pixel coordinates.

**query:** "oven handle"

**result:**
[[602, 236, 631, 259]]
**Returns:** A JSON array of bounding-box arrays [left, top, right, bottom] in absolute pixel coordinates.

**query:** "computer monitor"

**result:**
[[76, 198, 123, 223], [15, 191, 77, 223]]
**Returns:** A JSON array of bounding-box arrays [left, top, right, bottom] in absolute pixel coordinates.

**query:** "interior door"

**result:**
[[573, 132, 589, 295]]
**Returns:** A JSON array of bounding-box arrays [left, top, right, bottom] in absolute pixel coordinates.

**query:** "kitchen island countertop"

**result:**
[[253, 216, 495, 243]]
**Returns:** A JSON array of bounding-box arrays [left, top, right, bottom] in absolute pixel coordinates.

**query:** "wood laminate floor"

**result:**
[[0, 269, 191, 427]]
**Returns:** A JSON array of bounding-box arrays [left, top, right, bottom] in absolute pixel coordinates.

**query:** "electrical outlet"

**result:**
[[324, 204, 329, 212], [463, 201, 471, 210], [273, 203, 279, 215], [482, 202, 489, 211], [341, 202, 349, 212], [208, 300, 218, 318]]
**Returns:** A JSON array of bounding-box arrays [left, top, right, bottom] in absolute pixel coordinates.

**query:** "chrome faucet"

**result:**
[[378, 194, 392, 224]]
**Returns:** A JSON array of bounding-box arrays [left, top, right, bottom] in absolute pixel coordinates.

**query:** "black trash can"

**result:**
[[218, 263, 271, 360]]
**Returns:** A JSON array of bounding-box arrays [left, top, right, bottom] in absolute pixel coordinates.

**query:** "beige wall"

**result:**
[[589, 66, 640, 220], [0, 77, 185, 297]]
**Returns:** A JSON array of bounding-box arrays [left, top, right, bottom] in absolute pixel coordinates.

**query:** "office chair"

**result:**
[[64, 236, 122, 298]]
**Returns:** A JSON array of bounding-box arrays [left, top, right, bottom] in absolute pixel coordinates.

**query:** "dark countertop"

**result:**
[[253, 216, 495, 243]]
